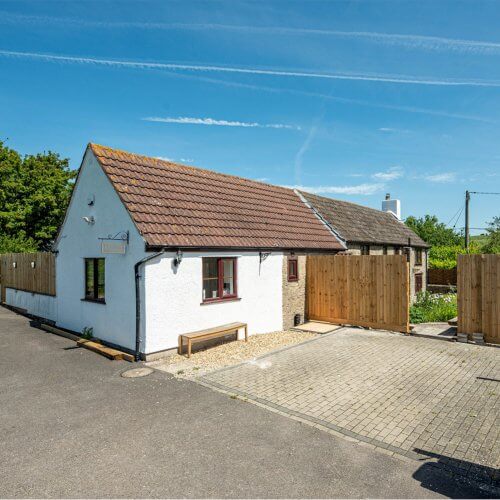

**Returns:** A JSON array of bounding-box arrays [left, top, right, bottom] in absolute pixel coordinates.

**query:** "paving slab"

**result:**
[[201, 327, 500, 487], [292, 321, 342, 334]]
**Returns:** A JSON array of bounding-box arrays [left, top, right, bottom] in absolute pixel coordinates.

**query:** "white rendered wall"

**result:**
[[54, 149, 147, 350], [5, 288, 57, 322], [143, 251, 284, 354]]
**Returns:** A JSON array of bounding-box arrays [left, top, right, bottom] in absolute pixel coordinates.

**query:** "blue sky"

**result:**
[[1, 0, 499, 233]]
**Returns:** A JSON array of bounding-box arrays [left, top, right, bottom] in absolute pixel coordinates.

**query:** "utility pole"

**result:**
[[465, 190, 470, 250]]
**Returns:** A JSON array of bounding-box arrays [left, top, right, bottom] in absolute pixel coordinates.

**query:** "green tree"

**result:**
[[0, 141, 75, 252], [483, 216, 500, 253], [405, 215, 462, 246]]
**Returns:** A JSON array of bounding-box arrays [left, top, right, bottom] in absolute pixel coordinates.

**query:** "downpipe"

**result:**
[[134, 249, 168, 361]]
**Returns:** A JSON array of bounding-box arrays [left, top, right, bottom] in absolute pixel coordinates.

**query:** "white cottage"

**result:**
[[54, 144, 345, 360]]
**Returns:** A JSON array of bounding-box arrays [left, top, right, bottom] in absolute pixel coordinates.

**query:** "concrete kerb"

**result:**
[[196, 375, 422, 461], [195, 375, 500, 496]]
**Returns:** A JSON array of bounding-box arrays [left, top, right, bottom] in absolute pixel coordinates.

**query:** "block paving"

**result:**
[[201, 328, 500, 486]]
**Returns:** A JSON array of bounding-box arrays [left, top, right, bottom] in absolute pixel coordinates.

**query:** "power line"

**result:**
[[468, 191, 500, 195], [446, 205, 463, 227], [452, 206, 465, 230]]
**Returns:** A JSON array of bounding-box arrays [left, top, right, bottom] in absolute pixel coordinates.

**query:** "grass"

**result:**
[[410, 291, 457, 324]]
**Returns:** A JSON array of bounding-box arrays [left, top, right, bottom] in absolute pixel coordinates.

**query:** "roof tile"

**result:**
[[300, 191, 428, 247], [90, 144, 344, 250]]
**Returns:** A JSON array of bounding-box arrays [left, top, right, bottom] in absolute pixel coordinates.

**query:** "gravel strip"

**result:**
[[148, 330, 318, 378]]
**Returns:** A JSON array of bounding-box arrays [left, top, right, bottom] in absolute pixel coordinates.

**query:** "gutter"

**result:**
[[134, 248, 168, 361]]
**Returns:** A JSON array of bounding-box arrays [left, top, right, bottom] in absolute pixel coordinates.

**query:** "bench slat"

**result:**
[[181, 322, 247, 339], [178, 322, 248, 357]]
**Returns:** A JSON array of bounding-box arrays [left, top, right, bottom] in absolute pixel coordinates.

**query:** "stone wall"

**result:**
[[282, 253, 307, 330], [409, 247, 427, 300]]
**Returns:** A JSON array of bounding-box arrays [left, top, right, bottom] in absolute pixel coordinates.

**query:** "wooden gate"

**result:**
[[457, 254, 499, 344], [306, 255, 410, 333]]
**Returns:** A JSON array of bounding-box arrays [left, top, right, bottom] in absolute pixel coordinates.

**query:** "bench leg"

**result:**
[[178, 336, 182, 355], [244, 325, 248, 342], [188, 339, 192, 358]]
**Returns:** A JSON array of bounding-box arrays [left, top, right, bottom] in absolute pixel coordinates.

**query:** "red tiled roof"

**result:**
[[89, 144, 344, 250]]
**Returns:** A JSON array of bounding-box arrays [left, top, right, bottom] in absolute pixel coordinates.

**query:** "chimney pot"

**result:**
[[385, 193, 391, 200]]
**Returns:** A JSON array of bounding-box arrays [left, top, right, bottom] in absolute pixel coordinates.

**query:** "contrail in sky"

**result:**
[[143, 116, 300, 130], [2, 12, 500, 55], [2, 49, 500, 87]]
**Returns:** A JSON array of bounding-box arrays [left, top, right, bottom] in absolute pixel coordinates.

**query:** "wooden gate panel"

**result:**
[[458, 254, 500, 344], [306, 255, 410, 333]]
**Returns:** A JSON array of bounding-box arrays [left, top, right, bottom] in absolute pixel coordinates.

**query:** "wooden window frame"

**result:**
[[83, 258, 106, 303], [415, 273, 423, 293], [361, 245, 370, 256], [287, 257, 299, 282], [202, 257, 238, 303], [415, 248, 423, 266]]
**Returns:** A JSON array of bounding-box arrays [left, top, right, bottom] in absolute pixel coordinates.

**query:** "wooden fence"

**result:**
[[306, 255, 410, 333], [0, 252, 56, 300], [428, 268, 457, 286], [457, 254, 499, 344]]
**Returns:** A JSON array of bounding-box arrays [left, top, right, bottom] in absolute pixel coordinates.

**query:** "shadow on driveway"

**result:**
[[412, 449, 499, 498]]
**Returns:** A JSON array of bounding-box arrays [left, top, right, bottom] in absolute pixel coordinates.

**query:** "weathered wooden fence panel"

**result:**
[[428, 268, 457, 286], [0, 252, 56, 297], [306, 255, 410, 333], [458, 254, 499, 344]]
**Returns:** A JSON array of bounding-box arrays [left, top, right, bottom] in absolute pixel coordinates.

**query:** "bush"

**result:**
[[0, 234, 38, 253], [429, 243, 481, 269], [410, 292, 457, 324]]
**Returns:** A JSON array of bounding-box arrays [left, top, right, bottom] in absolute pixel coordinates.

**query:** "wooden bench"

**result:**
[[178, 322, 248, 358]]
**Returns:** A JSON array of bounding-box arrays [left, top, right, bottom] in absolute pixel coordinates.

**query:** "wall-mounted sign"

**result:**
[[98, 230, 129, 254], [101, 241, 127, 254]]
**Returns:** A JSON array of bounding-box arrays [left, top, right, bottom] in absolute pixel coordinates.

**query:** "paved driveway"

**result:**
[[0, 306, 496, 498], [202, 327, 500, 487]]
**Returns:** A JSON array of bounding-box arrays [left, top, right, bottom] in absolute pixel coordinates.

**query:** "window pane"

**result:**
[[97, 259, 105, 299], [203, 258, 218, 279], [222, 259, 234, 296], [85, 259, 94, 297], [203, 278, 219, 300]]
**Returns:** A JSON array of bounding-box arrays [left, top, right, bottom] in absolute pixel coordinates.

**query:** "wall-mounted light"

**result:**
[[31, 261, 36, 269], [173, 250, 183, 268], [82, 216, 95, 225], [12, 262, 17, 269], [259, 251, 271, 263]]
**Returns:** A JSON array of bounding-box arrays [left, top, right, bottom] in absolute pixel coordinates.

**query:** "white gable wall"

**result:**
[[143, 251, 284, 354], [55, 150, 147, 350]]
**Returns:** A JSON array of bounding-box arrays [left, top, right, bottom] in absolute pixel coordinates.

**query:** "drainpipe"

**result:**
[[134, 248, 168, 361]]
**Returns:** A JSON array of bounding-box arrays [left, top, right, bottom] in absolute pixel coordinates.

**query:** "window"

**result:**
[[202, 257, 237, 302], [404, 247, 411, 262], [84, 258, 105, 302], [288, 257, 299, 282], [415, 248, 423, 266], [361, 245, 370, 255], [415, 273, 423, 293]]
